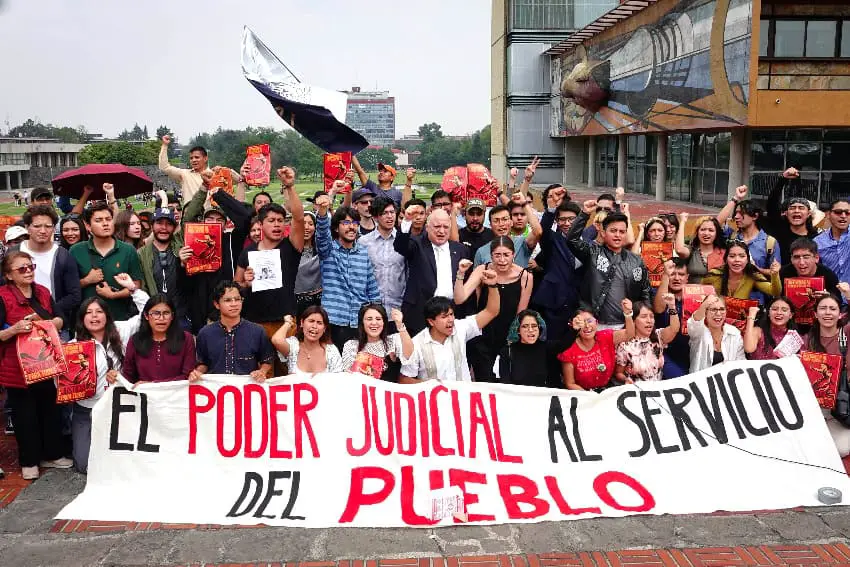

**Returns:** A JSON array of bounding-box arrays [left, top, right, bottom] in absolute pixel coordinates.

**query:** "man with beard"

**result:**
[[815, 198, 850, 286], [138, 207, 188, 328], [458, 198, 493, 255], [568, 200, 650, 329], [360, 197, 406, 314], [351, 187, 376, 236], [314, 194, 381, 350], [653, 258, 690, 378], [70, 202, 143, 321]]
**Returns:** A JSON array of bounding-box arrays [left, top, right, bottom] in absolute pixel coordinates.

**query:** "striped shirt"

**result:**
[[315, 214, 381, 328]]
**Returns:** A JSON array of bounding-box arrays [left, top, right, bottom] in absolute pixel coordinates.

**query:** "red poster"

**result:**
[[17, 320, 67, 384], [323, 152, 352, 191], [724, 296, 758, 332], [441, 166, 469, 205], [466, 163, 499, 207], [184, 222, 223, 275], [350, 352, 384, 379], [56, 341, 97, 404], [208, 168, 234, 209], [800, 351, 842, 409], [682, 285, 715, 335], [641, 242, 673, 287], [243, 144, 271, 186], [785, 277, 824, 326], [0, 216, 21, 240]]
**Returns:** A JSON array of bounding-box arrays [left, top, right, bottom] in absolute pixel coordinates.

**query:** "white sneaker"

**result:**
[[39, 458, 73, 469], [21, 466, 39, 480]]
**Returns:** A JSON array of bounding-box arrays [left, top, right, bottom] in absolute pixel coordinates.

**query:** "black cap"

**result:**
[[307, 190, 328, 203], [31, 187, 54, 201]]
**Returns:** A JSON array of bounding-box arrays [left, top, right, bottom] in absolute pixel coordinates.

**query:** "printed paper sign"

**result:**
[[248, 249, 283, 291], [58, 358, 850, 528], [641, 242, 673, 287], [244, 144, 271, 187], [17, 320, 67, 384], [57, 341, 97, 403], [185, 223, 223, 275]]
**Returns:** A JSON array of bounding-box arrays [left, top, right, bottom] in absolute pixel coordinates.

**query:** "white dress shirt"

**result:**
[[432, 242, 454, 298], [401, 316, 481, 381]]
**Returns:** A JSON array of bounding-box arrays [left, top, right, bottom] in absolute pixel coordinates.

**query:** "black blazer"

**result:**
[[394, 229, 469, 334]]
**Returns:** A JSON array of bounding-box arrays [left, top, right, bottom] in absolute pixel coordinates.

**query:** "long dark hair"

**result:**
[[75, 296, 125, 367], [642, 218, 667, 243], [296, 305, 332, 346], [114, 210, 142, 249], [357, 303, 390, 352], [59, 216, 88, 249], [806, 294, 843, 353], [490, 235, 515, 254], [631, 301, 662, 349], [758, 296, 797, 349], [719, 241, 765, 296], [690, 216, 726, 250], [131, 295, 185, 357]]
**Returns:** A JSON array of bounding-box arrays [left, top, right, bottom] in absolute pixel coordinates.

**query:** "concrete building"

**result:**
[[491, 0, 619, 184], [542, 0, 850, 208], [345, 87, 396, 148], [0, 137, 85, 193]]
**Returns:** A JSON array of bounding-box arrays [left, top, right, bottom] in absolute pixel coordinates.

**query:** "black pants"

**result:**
[[71, 404, 92, 474], [330, 325, 359, 354], [467, 336, 499, 383], [5, 380, 64, 467]]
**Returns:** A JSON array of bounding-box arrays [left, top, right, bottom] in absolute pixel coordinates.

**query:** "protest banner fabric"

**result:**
[[58, 358, 850, 527]]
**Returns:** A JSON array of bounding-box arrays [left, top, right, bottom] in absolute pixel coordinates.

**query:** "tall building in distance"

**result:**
[[344, 87, 396, 148]]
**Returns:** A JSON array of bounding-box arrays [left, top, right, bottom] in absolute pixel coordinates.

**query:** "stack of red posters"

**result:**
[[800, 351, 842, 409], [724, 297, 758, 332], [17, 320, 67, 384], [323, 152, 352, 191], [441, 166, 469, 204], [243, 144, 271, 186], [184, 223, 223, 275], [466, 164, 499, 207], [56, 341, 97, 403], [641, 242, 673, 287], [785, 276, 824, 326], [681, 285, 715, 335]]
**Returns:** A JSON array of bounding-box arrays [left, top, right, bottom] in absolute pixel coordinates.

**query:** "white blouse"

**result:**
[[277, 336, 344, 376], [687, 315, 746, 373]]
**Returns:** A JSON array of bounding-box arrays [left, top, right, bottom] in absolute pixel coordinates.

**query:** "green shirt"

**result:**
[[69, 238, 144, 321]]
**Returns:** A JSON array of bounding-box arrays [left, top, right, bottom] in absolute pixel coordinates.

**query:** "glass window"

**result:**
[[843, 22, 850, 57], [751, 142, 785, 171], [823, 143, 850, 171], [759, 19, 770, 56], [774, 20, 805, 57], [806, 20, 837, 57], [787, 143, 821, 170], [716, 133, 731, 169]]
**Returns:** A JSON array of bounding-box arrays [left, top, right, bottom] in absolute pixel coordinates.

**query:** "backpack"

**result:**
[[733, 231, 776, 267]]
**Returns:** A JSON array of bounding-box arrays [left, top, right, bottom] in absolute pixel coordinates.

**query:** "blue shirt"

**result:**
[[359, 228, 406, 312], [724, 227, 781, 268], [815, 229, 850, 284], [474, 235, 532, 268], [315, 213, 381, 328], [195, 319, 275, 375], [364, 179, 403, 208]]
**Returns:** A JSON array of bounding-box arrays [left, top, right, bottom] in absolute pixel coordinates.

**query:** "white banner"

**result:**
[[58, 358, 850, 527]]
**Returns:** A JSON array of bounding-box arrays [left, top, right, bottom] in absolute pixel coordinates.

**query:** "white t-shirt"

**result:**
[[401, 316, 481, 381], [21, 241, 58, 296]]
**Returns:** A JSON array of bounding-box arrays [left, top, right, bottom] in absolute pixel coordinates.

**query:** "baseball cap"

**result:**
[[31, 187, 53, 201], [307, 190, 328, 204], [4, 226, 28, 242], [377, 163, 397, 177], [785, 197, 811, 210], [152, 207, 176, 224], [203, 206, 225, 220], [466, 198, 486, 212], [352, 187, 375, 203]]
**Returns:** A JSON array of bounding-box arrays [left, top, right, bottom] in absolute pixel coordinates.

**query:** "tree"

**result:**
[[417, 122, 443, 142], [355, 148, 397, 170], [117, 123, 148, 141], [156, 125, 178, 159], [78, 141, 159, 166], [7, 119, 87, 143]]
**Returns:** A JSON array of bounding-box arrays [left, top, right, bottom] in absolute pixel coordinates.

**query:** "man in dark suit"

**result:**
[[394, 208, 470, 335]]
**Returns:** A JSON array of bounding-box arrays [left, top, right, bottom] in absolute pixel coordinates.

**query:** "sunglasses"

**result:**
[[339, 220, 360, 227], [10, 264, 36, 274], [830, 209, 850, 216]]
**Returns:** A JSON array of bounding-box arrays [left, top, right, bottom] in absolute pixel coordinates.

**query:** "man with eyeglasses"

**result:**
[[16, 206, 80, 338], [813, 199, 850, 286], [360, 197, 406, 315], [351, 187, 376, 236], [190, 281, 274, 382], [780, 238, 843, 332], [653, 258, 691, 378], [314, 195, 381, 350]]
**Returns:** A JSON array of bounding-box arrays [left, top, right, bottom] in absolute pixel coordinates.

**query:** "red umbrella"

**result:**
[[52, 164, 154, 200]]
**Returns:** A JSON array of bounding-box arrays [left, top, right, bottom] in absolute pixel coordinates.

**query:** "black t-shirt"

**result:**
[[459, 227, 494, 255], [237, 239, 302, 323]]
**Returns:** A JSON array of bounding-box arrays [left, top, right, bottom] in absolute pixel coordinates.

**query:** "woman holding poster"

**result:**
[[687, 295, 746, 372], [0, 251, 68, 480], [558, 299, 635, 391], [675, 214, 726, 282], [70, 273, 150, 473], [341, 304, 413, 382], [743, 297, 802, 360], [803, 293, 850, 456]]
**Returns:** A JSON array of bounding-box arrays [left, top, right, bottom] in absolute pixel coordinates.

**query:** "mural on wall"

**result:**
[[551, 0, 752, 137]]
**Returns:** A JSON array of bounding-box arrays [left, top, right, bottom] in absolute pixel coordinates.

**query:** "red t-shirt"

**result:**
[[557, 329, 616, 390]]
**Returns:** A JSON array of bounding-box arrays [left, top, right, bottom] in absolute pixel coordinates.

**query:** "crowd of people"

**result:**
[[0, 135, 849, 481]]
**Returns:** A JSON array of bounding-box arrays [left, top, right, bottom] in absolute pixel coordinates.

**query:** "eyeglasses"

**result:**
[[147, 310, 173, 319], [339, 220, 360, 227], [791, 254, 815, 261], [11, 264, 36, 274], [219, 297, 243, 304], [830, 209, 850, 216], [520, 323, 539, 330], [575, 317, 596, 326]]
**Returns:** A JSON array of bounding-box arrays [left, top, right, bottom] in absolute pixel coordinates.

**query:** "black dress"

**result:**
[[467, 269, 525, 382], [498, 341, 549, 387]]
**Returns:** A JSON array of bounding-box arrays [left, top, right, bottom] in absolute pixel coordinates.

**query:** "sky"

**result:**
[[0, 0, 491, 142]]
